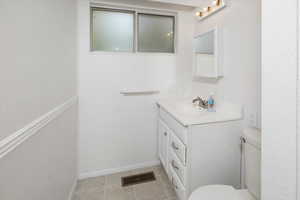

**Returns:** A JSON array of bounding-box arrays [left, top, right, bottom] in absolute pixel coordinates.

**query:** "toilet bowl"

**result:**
[[189, 128, 261, 200]]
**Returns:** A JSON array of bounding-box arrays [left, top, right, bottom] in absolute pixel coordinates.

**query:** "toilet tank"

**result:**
[[243, 128, 261, 199]]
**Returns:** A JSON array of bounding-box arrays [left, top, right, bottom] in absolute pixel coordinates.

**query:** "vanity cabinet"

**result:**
[[158, 119, 169, 172], [157, 106, 242, 200]]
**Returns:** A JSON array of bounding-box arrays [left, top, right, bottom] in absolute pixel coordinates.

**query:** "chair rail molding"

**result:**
[[0, 96, 78, 159]]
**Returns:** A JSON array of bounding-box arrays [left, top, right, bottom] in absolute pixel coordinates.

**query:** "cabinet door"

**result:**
[[158, 119, 169, 172]]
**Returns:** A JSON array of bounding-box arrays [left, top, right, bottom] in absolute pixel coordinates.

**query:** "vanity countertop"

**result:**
[[157, 98, 243, 126]]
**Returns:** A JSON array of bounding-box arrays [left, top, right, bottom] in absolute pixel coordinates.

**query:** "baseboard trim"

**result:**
[[68, 178, 77, 200], [79, 160, 160, 180], [0, 96, 78, 159]]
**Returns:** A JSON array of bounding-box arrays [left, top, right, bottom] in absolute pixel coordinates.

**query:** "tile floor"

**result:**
[[72, 165, 178, 200]]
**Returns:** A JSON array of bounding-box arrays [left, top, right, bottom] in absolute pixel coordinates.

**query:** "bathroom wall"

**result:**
[[262, 0, 298, 199], [0, 107, 78, 200], [0, 0, 77, 199], [190, 0, 261, 128], [77, 0, 194, 177]]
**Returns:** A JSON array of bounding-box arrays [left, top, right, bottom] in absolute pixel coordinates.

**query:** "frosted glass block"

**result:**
[[138, 14, 175, 53], [91, 8, 134, 52]]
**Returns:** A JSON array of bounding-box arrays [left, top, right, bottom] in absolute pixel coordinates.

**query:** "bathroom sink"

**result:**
[[157, 98, 243, 126], [172, 102, 207, 116]]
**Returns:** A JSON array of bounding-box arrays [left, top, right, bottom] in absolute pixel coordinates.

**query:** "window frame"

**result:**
[[137, 13, 175, 53], [90, 5, 177, 54], [90, 7, 136, 52]]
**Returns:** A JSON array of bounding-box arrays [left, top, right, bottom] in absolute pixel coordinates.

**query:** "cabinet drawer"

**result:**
[[159, 108, 188, 144], [170, 131, 187, 165], [170, 166, 186, 200], [169, 149, 187, 186]]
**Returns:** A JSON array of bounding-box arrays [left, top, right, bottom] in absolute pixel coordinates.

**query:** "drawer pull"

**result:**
[[172, 142, 179, 150], [164, 132, 167, 136], [171, 160, 179, 170]]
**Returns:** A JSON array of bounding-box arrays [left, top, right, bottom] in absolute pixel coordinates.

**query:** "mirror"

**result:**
[[193, 27, 222, 79], [195, 30, 214, 54]]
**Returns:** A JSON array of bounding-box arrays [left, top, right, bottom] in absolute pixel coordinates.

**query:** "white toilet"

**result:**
[[189, 128, 261, 200]]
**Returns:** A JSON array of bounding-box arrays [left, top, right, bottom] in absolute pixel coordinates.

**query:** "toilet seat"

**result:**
[[189, 185, 256, 200]]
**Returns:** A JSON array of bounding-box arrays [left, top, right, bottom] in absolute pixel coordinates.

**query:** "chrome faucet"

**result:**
[[192, 96, 208, 109]]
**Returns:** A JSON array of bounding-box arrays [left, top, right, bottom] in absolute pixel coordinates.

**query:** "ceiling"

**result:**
[[147, 0, 207, 8], [93, 0, 213, 11], [94, 0, 202, 11]]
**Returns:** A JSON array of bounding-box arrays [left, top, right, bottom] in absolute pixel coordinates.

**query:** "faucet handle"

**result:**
[[192, 96, 201, 103], [200, 98, 208, 106]]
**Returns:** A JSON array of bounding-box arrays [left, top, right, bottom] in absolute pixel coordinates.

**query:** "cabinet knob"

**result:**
[[164, 132, 167, 136], [171, 160, 179, 170], [171, 142, 179, 150]]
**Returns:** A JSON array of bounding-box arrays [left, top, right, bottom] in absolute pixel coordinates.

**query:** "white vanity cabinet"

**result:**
[[158, 119, 169, 173], [157, 105, 243, 200]]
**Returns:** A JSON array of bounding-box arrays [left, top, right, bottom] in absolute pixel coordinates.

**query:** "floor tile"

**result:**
[[168, 198, 179, 200], [71, 194, 79, 200], [105, 171, 133, 188], [158, 170, 170, 186], [133, 181, 167, 200], [76, 176, 105, 193], [73, 165, 179, 200], [74, 188, 105, 200], [163, 184, 177, 199], [105, 187, 135, 200]]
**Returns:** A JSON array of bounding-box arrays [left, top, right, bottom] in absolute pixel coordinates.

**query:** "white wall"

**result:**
[[262, 0, 298, 199], [0, 107, 78, 200], [191, 0, 261, 128], [0, 0, 77, 199], [77, 0, 194, 176]]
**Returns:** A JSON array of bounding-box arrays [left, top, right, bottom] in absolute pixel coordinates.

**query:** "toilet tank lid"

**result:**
[[243, 128, 261, 148]]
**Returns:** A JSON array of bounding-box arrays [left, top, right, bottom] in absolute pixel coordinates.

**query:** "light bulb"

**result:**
[[167, 32, 173, 37], [202, 7, 208, 12], [212, 0, 218, 6], [195, 12, 201, 17]]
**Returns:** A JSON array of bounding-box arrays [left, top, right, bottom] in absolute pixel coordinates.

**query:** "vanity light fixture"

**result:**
[[195, 11, 203, 17], [212, 0, 218, 6], [196, 0, 226, 21], [213, 0, 222, 6]]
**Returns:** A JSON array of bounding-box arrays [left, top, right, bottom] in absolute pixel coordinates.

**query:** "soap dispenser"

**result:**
[[207, 93, 215, 112]]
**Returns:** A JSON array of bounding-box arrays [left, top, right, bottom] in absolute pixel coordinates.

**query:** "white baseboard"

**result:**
[[67, 178, 77, 200], [79, 160, 161, 180]]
